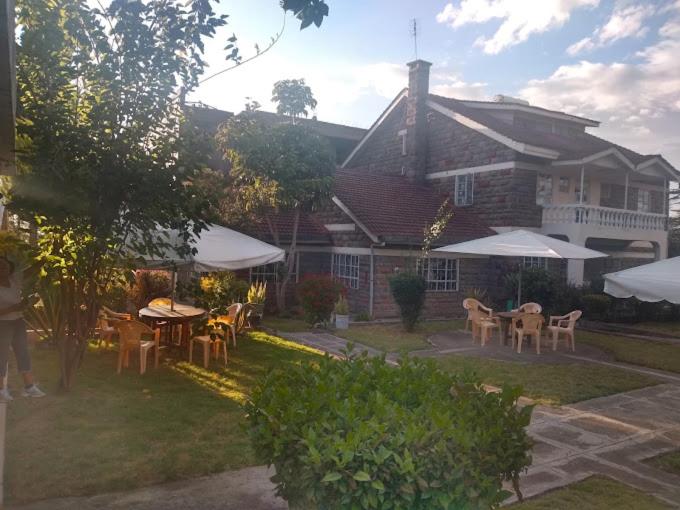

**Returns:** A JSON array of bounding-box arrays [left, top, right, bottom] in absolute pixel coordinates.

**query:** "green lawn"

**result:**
[[578, 330, 680, 373], [510, 476, 670, 509], [438, 355, 658, 405], [4, 332, 321, 504], [262, 315, 312, 333], [646, 449, 680, 476], [335, 320, 465, 352], [633, 321, 680, 335]]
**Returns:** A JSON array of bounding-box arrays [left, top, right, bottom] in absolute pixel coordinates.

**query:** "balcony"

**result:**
[[542, 204, 667, 232]]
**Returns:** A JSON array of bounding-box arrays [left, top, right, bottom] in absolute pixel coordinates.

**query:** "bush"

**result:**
[[581, 294, 611, 319], [297, 274, 344, 325], [245, 354, 534, 509], [389, 272, 427, 332], [129, 270, 172, 310], [179, 271, 250, 313], [334, 295, 349, 315], [503, 268, 582, 317]]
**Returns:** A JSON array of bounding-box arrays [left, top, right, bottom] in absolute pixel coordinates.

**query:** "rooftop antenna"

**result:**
[[410, 18, 418, 59]]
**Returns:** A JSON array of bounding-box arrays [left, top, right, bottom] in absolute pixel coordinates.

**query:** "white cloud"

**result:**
[[520, 15, 680, 168], [431, 72, 489, 100], [567, 3, 655, 55], [436, 0, 599, 54]]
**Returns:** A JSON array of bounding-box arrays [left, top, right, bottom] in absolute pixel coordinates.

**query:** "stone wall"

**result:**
[[433, 168, 543, 228]]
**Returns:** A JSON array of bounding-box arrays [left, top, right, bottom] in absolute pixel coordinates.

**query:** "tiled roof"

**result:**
[[334, 169, 494, 244], [429, 94, 658, 166], [245, 210, 331, 245]]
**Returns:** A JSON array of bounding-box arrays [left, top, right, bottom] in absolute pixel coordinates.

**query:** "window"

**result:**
[[536, 174, 553, 205], [250, 257, 298, 284], [637, 189, 651, 212], [419, 258, 459, 292], [574, 179, 590, 203], [332, 253, 360, 289], [455, 174, 474, 206], [523, 257, 548, 270], [601, 182, 612, 201], [558, 176, 570, 193], [398, 129, 407, 156]]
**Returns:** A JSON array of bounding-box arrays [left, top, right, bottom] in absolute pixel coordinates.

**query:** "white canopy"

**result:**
[[434, 229, 607, 260], [604, 256, 680, 304], [144, 224, 284, 272]]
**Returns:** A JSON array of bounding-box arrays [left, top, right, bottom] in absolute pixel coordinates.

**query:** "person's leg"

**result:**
[[11, 319, 44, 397], [0, 321, 12, 390]]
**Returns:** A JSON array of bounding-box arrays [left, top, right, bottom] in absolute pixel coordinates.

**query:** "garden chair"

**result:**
[[96, 314, 117, 348], [466, 300, 495, 341], [462, 298, 480, 331], [512, 302, 542, 314], [115, 320, 160, 375], [547, 310, 582, 352], [189, 321, 227, 368], [188, 304, 243, 368], [101, 305, 132, 320], [511, 313, 543, 354], [470, 308, 502, 346]]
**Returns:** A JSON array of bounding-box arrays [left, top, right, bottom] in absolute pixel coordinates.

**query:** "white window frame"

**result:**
[[332, 253, 360, 289], [523, 257, 548, 270], [419, 257, 459, 292], [250, 254, 299, 284], [455, 173, 474, 206], [536, 173, 553, 206], [637, 189, 651, 212]]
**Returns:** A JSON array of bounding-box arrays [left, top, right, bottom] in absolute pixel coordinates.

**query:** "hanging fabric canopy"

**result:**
[[142, 224, 284, 272], [604, 256, 680, 304], [434, 229, 607, 304]]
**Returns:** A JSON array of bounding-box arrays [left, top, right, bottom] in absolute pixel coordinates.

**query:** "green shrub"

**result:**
[[354, 311, 371, 322], [504, 268, 581, 317], [389, 272, 427, 332], [245, 353, 534, 509], [581, 294, 611, 319], [178, 271, 249, 313], [334, 295, 349, 315], [296, 274, 344, 325], [129, 270, 172, 310]]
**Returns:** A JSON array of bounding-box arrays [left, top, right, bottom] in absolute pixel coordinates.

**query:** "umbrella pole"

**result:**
[[170, 266, 177, 312], [517, 263, 523, 307]]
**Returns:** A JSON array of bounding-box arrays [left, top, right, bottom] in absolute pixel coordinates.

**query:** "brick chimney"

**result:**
[[404, 59, 431, 182]]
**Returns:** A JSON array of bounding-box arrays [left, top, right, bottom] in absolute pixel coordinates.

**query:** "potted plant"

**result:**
[[334, 295, 350, 330], [247, 281, 267, 325]]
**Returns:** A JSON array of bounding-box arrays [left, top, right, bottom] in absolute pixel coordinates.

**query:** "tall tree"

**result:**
[[217, 113, 335, 310], [272, 79, 317, 122], [11, 0, 330, 389]]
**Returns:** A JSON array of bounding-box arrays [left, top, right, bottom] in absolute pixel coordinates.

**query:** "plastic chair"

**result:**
[[115, 320, 160, 374], [513, 302, 542, 314], [512, 313, 543, 354], [189, 322, 228, 368], [469, 301, 495, 342], [547, 310, 582, 351], [188, 304, 243, 368], [101, 305, 132, 320], [462, 298, 480, 331], [96, 315, 117, 348], [470, 308, 502, 346]]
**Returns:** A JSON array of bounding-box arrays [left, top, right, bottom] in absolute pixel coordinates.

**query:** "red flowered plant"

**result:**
[[296, 274, 345, 325]]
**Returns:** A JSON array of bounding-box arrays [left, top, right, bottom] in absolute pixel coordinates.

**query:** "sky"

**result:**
[[190, 0, 680, 168]]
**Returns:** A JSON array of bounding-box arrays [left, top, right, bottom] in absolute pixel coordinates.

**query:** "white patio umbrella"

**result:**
[[434, 229, 607, 305], [604, 256, 680, 304], [138, 224, 284, 309]]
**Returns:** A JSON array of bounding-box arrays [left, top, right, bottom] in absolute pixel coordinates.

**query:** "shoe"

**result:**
[[21, 384, 46, 398], [0, 387, 13, 402]]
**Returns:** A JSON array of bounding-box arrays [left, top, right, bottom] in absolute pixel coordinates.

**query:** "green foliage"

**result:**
[[247, 281, 268, 304], [334, 295, 350, 315], [421, 199, 453, 258], [281, 0, 329, 29], [180, 272, 249, 313], [353, 311, 371, 322], [272, 78, 317, 120], [296, 274, 343, 325], [245, 354, 534, 509], [130, 270, 172, 310], [504, 268, 581, 317], [581, 294, 611, 319], [389, 272, 427, 332]]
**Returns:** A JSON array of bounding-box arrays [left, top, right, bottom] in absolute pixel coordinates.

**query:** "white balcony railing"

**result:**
[[542, 204, 667, 231]]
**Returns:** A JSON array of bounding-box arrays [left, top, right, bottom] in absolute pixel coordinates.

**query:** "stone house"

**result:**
[[192, 59, 679, 319]]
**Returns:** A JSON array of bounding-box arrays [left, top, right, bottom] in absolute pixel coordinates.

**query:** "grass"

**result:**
[[633, 321, 680, 335], [437, 355, 658, 405], [578, 330, 680, 374], [4, 331, 321, 504], [509, 476, 671, 509], [646, 449, 680, 476], [335, 320, 465, 352], [262, 315, 311, 333]]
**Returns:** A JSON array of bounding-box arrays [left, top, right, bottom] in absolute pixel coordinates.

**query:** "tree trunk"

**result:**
[[276, 207, 300, 312]]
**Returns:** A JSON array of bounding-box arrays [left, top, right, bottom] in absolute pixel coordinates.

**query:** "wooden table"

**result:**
[[495, 311, 545, 345], [138, 304, 207, 347]]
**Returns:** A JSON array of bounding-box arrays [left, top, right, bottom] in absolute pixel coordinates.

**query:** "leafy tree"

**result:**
[[10, 0, 330, 389], [217, 113, 335, 311], [272, 78, 318, 121]]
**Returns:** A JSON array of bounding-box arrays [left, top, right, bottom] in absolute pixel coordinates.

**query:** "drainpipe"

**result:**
[[369, 241, 385, 318]]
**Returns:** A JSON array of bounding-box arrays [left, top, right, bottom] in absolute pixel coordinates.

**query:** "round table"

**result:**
[[138, 303, 207, 347]]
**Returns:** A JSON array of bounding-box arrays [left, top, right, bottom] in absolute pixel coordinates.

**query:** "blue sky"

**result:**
[[190, 0, 680, 168]]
